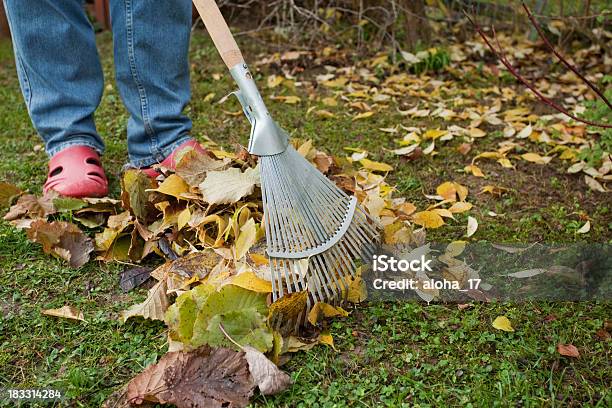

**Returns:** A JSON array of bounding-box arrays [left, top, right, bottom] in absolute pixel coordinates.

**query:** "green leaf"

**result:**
[[53, 197, 87, 212], [121, 170, 153, 220], [166, 284, 272, 352]]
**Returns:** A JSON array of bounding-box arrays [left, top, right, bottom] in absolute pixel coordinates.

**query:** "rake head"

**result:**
[[229, 63, 381, 313], [260, 145, 380, 306]]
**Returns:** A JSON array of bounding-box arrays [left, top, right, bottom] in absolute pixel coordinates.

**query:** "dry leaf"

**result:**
[[42, 305, 85, 322], [234, 218, 258, 260], [506, 269, 546, 278], [125, 346, 254, 407], [230, 271, 272, 293], [307, 302, 349, 325], [584, 175, 606, 193], [200, 166, 260, 205], [576, 221, 591, 234], [492, 316, 514, 332], [120, 279, 169, 322], [27, 220, 94, 268], [557, 343, 580, 358], [466, 216, 478, 237], [243, 346, 292, 395], [521, 152, 552, 165], [175, 149, 230, 187], [412, 211, 445, 229], [449, 202, 473, 214], [360, 158, 393, 172]]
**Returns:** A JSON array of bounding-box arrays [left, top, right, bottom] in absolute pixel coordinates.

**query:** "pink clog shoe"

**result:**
[[141, 139, 208, 178], [43, 146, 108, 198]]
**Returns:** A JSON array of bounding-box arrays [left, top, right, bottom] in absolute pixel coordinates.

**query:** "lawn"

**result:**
[[0, 28, 610, 407]]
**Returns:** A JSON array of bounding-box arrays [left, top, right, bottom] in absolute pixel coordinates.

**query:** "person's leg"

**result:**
[[3, 0, 105, 157], [109, 0, 193, 168]]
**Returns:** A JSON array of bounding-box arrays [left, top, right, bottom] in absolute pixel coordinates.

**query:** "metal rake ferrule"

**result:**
[[229, 63, 289, 156]]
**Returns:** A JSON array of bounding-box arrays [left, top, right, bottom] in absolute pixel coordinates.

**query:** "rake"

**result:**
[[193, 0, 380, 308]]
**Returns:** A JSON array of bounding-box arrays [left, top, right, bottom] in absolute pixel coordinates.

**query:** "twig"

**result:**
[[465, 12, 612, 129], [522, 2, 611, 110]]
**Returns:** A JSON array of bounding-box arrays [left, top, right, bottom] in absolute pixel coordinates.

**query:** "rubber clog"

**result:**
[[43, 145, 108, 198]]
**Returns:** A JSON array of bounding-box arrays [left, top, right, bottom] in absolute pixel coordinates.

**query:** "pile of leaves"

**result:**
[[2, 138, 481, 406]]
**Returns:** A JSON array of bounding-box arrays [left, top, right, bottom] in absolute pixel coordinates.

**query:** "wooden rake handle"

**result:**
[[192, 0, 245, 69]]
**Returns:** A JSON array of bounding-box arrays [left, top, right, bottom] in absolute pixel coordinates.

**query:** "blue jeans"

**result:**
[[3, 0, 193, 167]]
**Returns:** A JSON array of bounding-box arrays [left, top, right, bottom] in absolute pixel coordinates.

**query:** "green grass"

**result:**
[[0, 32, 610, 407]]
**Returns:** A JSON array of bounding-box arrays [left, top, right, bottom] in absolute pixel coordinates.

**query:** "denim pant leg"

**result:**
[[3, 0, 105, 157], [109, 0, 193, 168]]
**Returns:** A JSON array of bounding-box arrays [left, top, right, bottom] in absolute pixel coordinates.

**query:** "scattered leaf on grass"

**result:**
[[307, 302, 349, 325], [412, 211, 445, 228], [557, 343, 580, 358], [584, 175, 606, 193], [0, 182, 21, 208], [492, 316, 514, 332], [27, 220, 94, 268], [125, 346, 254, 408], [506, 268, 547, 278], [466, 216, 478, 238], [359, 158, 393, 172], [42, 305, 85, 322], [577, 221, 591, 234]]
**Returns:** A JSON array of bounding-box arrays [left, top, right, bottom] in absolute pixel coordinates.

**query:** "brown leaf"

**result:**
[[175, 149, 230, 187], [313, 152, 333, 174], [0, 182, 22, 208], [268, 291, 308, 336], [3, 193, 56, 221], [120, 279, 169, 322], [121, 170, 154, 221], [243, 346, 291, 395], [42, 305, 86, 322], [557, 343, 580, 358], [125, 346, 254, 408], [26, 220, 94, 268]]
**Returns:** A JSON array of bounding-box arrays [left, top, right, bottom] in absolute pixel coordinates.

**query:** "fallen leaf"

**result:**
[[492, 316, 514, 332], [42, 305, 85, 322], [360, 158, 393, 172], [175, 149, 230, 187], [449, 201, 473, 214], [464, 164, 485, 177], [353, 111, 374, 120], [576, 221, 591, 234], [125, 346, 254, 408], [307, 302, 349, 325], [0, 182, 21, 208], [121, 279, 169, 322], [506, 269, 547, 278], [229, 271, 272, 293], [243, 346, 292, 395], [521, 152, 552, 165], [557, 343, 580, 358], [436, 182, 457, 201], [152, 174, 190, 198], [412, 211, 445, 229], [121, 170, 153, 220], [200, 166, 261, 205], [466, 216, 478, 238], [27, 220, 94, 268], [119, 266, 153, 292], [234, 218, 258, 260], [516, 124, 532, 139], [584, 175, 606, 193], [268, 291, 308, 336]]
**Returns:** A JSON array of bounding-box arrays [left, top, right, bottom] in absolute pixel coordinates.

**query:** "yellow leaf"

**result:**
[[360, 158, 393, 172], [449, 201, 473, 213], [480, 185, 509, 196], [423, 129, 448, 140], [521, 153, 552, 165], [152, 174, 190, 198], [322, 77, 348, 88], [230, 271, 272, 293], [473, 151, 502, 161], [468, 128, 486, 138], [353, 111, 374, 120], [272, 95, 301, 104], [445, 241, 467, 257], [497, 158, 514, 168], [322, 97, 338, 107], [492, 315, 514, 332], [234, 218, 257, 260], [307, 302, 349, 325], [412, 211, 445, 228], [466, 216, 478, 238], [436, 181, 457, 201], [464, 164, 485, 177], [346, 267, 367, 303], [267, 75, 284, 88], [203, 92, 216, 102], [177, 207, 191, 231], [315, 109, 336, 119], [433, 208, 454, 219], [319, 331, 336, 350], [250, 253, 269, 266], [454, 182, 469, 201], [42, 305, 85, 322], [268, 291, 309, 335]]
